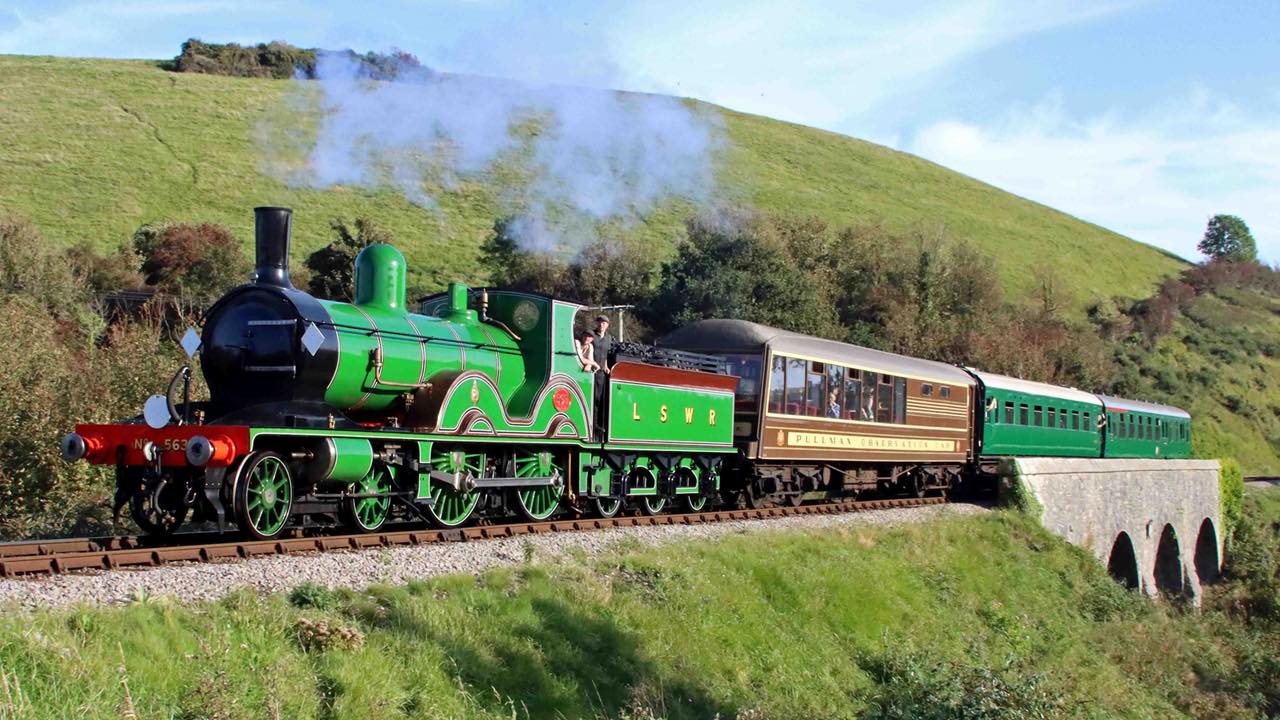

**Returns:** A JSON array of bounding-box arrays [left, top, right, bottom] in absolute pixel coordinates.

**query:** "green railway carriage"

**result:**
[[1098, 396, 1191, 459], [968, 369, 1103, 458]]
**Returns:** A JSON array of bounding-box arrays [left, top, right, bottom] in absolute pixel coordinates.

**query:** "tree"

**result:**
[[1198, 214, 1257, 263], [478, 216, 570, 297], [649, 210, 839, 337], [305, 217, 392, 301]]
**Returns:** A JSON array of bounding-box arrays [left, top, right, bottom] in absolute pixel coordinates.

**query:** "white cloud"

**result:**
[[608, 0, 1140, 127], [907, 89, 1280, 262]]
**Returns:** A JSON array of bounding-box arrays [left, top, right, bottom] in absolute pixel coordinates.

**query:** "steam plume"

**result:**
[[267, 48, 722, 251]]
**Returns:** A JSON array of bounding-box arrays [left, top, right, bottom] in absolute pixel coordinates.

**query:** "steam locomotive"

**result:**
[[60, 207, 1191, 539]]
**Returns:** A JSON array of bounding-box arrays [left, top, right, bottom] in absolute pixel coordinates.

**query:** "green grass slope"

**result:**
[[1127, 285, 1280, 474], [0, 54, 1186, 302], [3, 507, 1277, 719]]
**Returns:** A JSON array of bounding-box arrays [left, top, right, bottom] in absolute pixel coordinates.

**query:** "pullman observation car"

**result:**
[[660, 319, 976, 504]]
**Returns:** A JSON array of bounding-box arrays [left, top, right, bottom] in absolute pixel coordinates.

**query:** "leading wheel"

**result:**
[[234, 451, 293, 540], [128, 475, 189, 536], [344, 466, 393, 532], [513, 451, 564, 521], [426, 448, 485, 528]]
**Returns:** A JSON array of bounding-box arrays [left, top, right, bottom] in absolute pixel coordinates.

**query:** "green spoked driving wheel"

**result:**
[[345, 466, 393, 532], [513, 451, 564, 521], [235, 451, 293, 540], [427, 448, 485, 528]]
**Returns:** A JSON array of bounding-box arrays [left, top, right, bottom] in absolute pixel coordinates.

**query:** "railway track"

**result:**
[[0, 496, 944, 578]]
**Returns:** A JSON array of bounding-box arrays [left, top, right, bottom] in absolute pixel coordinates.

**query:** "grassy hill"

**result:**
[[0, 54, 1187, 303], [3, 499, 1279, 718]]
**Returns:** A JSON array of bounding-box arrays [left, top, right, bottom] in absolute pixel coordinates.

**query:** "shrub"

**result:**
[[170, 39, 425, 81], [172, 38, 317, 79], [132, 222, 249, 302]]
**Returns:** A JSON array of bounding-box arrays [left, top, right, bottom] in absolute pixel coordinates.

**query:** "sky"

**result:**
[[2, 0, 1277, 262]]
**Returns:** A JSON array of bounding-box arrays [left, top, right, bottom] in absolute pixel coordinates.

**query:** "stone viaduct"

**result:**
[[1002, 458, 1222, 603]]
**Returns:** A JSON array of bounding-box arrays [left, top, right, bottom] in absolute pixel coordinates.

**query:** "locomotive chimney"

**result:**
[[253, 206, 293, 288]]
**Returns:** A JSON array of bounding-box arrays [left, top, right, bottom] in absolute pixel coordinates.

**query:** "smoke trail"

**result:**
[[269, 48, 722, 251]]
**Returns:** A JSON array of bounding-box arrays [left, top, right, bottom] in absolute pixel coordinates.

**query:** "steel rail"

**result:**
[[0, 496, 945, 578]]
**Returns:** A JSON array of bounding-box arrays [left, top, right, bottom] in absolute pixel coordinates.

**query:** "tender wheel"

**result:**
[[683, 494, 708, 512], [513, 451, 564, 521], [344, 466, 393, 532], [673, 468, 707, 513], [234, 451, 293, 540], [129, 475, 189, 536], [426, 448, 485, 528], [593, 496, 623, 518]]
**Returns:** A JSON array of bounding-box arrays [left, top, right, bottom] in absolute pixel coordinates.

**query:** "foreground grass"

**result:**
[[2, 502, 1278, 719], [0, 54, 1185, 304]]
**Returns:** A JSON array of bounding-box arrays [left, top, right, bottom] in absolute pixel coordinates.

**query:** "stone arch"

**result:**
[[1153, 523, 1185, 596], [1194, 518, 1220, 584], [1106, 532, 1140, 590]]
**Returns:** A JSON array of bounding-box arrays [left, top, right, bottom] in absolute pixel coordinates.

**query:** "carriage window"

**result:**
[[845, 370, 862, 421], [1033, 406, 1043, 427], [1059, 410, 1067, 429], [894, 377, 907, 423], [1084, 412, 1091, 431], [1071, 410, 1079, 430], [1047, 408, 1056, 427], [921, 383, 933, 397], [784, 358, 805, 415], [1147, 418, 1154, 440], [826, 365, 845, 419], [1019, 404, 1029, 425], [1005, 401, 1014, 424], [768, 356, 785, 413], [876, 375, 894, 423], [724, 354, 764, 413], [940, 386, 951, 399], [805, 362, 826, 417], [861, 372, 879, 421]]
